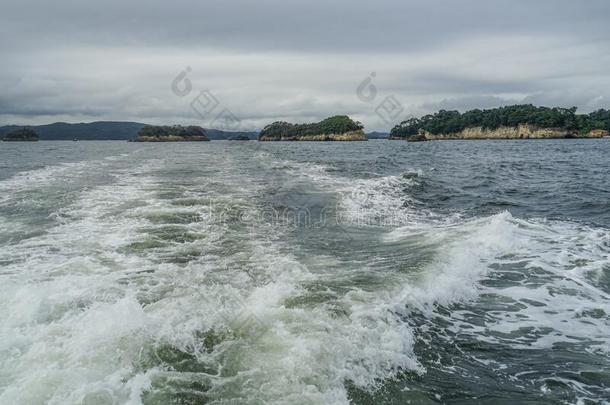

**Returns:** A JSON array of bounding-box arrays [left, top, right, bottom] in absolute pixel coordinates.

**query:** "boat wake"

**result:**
[[0, 145, 609, 404]]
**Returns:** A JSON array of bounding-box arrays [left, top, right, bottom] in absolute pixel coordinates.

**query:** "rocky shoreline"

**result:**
[[259, 130, 367, 141], [390, 125, 609, 142]]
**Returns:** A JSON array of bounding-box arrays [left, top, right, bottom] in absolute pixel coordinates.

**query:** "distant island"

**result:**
[[259, 115, 367, 141], [229, 134, 250, 141], [135, 125, 210, 142], [366, 131, 390, 139], [390, 105, 610, 141], [2, 128, 39, 142]]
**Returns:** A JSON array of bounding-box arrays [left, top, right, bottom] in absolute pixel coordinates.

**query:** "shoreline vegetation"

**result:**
[[390, 105, 610, 141], [135, 125, 210, 142], [258, 115, 367, 141], [2, 128, 39, 142]]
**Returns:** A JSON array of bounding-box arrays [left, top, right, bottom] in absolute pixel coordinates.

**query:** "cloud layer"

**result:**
[[1, 0, 609, 130]]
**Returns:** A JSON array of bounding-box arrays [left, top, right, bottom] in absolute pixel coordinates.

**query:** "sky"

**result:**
[[1, 0, 609, 131]]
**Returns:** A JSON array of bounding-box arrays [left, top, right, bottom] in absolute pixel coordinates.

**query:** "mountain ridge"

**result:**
[[0, 121, 259, 140]]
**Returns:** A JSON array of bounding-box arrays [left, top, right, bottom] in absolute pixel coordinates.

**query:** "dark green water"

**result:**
[[0, 140, 609, 404]]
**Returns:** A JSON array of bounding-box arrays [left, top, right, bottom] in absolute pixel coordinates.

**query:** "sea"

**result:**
[[0, 139, 609, 404]]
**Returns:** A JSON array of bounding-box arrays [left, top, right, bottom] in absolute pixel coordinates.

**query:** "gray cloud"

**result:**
[[1, 0, 609, 130]]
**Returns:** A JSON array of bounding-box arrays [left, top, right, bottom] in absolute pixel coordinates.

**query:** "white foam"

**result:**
[[0, 159, 183, 404], [0, 152, 138, 206], [275, 159, 438, 227], [386, 212, 610, 355]]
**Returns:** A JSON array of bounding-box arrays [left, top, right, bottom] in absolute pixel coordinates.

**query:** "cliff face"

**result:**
[[588, 129, 610, 138], [392, 125, 608, 141], [259, 130, 367, 141], [424, 124, 569, 140]]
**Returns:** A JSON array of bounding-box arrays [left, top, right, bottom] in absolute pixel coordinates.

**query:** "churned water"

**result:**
[[0, 139, 608, 404]]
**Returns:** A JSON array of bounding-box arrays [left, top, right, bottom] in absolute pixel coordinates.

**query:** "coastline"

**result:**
[[390, 125, 609, 142], [259, 130, 367, 141]]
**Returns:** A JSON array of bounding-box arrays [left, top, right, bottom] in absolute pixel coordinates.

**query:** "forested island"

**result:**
[[390, 105, 610, 141], [259, 115, 367, 141], [2, 128, 39, 141], [135, 125, 210, 142]]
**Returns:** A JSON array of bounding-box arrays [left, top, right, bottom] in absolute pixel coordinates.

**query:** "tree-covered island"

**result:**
[[390, 105, 610, 141], [259, 115, 367, 141], [135, 125, 210, 142], [2, 128, 39, 141]]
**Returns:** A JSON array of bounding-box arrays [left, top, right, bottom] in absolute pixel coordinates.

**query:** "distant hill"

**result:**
[[0, 121, 259, 141], [366, 132, 389, 139], [0, 122, 145, 141]]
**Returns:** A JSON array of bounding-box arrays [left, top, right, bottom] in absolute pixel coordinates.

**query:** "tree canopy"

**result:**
[[390, 105, 610, 138]]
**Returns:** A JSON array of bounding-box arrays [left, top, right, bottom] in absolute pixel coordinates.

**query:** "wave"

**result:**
[[0, 161, 92, 204], [383, 210, 610, 398], [270, 158, 440, 227], [0, 152, 139, 207]]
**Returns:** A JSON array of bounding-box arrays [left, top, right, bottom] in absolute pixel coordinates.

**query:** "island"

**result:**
[[135, 125, 210, 142], [389, 105, 610, 141], [2, 128, 39, 142], [229, 134, 250, 141], [258, 115, 367, 141]]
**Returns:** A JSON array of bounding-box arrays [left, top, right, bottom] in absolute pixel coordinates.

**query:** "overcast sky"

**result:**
[[1, 0, 609, 131]]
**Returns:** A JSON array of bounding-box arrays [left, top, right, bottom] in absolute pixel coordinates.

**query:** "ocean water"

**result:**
[[0, 139, 609, 404]]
